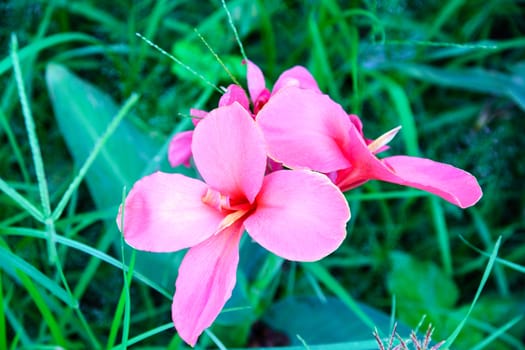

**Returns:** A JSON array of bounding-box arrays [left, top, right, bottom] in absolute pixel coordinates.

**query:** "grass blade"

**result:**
[[444, 236, 501, 347], [0, 272, 6, 350], [220, 0, 248, 62], [470, 208, 510, 296], [459, 235, 525, 274], [0, 245, 77, 307], [107, 197, 136, 349], [0, 177, 43, 222], [0, 33, 97, 76], [308, 14, 339, 101], [0, 109, 30, 183], [14, 266, 68, 346], [470, 315, 523, 350], [4, 304, 29, 347], [11, 34, 56, 263], [367, 72, 420, 156], [0, 227, 172, 299], [430, 198, 452, 276], [113, 322, 175, 349]]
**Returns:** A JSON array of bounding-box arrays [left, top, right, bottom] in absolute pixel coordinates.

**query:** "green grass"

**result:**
[[1, 0, 524, 349]]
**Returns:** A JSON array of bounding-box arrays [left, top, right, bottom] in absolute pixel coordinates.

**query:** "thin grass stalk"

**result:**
[[10, 34, 57, 263], [444, 236, 501, 348], [0, 272, 6, 350]]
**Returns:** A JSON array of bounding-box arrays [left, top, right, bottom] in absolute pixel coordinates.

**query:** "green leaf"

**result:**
[[45, 63, 161, 210], [304, 262, 377, 330], [262, 296, 409, 345], [45, 63, 185, 292], [387, 251, 459, 327]]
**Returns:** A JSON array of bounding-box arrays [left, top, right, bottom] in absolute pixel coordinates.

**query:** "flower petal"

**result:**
[[257, 87, 352, 172], [382, 156, 483, 208], [192, 102, 266, 202], [244, 170, 350, 261], [348, 114, 381, 148], [172, 222, 243, 346], [272, 66, 321, 93], [190, 108, 207, 125], [118, 172, 224, 252], [335, 126, 483, 208], [348, 114, 364, 136], [245, 59, 267, 102], [168, 131, 193, 168], [219, 84, 250, 111], [334, 123, 404, 191]]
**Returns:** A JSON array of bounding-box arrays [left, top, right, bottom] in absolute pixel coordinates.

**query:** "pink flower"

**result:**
[[245, 59, 321, 114], [167, 130, 193, 167], [168, 60, 321, 168], [257, 87, 482, 208], [118, 102, 350, 345]]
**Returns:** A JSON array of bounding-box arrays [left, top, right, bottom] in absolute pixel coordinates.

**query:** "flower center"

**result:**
[[253, 89, 271, 114], [202, 188, 253, 232]]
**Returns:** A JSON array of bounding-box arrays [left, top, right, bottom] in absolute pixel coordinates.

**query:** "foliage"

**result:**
[[0, 0, 524, 349]]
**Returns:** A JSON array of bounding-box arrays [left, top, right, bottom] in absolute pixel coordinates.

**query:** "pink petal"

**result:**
[[190, 109, 207, 126], [257, 87, 352, 172], [244, 170, 350, 261], [192, 102, 266, 202], [382, 156, 483, 208], [348, 114, 381, 149], [172, 222, 243, 346], [245, 59, 267, 102], [219, 84, 250, 111], [168, 131, 193, 168], [348, 114, 364, 136], [335, 125, 483, 208], [272, 66, 321, 93], [118, 172, 224, 252], [334, 123, 407, 191]]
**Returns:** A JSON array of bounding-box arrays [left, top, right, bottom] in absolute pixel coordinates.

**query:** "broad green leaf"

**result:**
[[387, 251, 459, 327], [46, 63, 161, 210], [262, 296, 409, 345], [45, 63, 184, 292], [387, 251, 462, 347], [233, 340, 381, 350]]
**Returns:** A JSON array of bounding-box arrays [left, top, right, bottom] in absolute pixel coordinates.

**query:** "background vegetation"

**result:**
[[1, 0, 524, 349]]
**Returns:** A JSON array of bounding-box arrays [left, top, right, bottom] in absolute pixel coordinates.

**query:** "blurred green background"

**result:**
[[1, 0, 524, 349]]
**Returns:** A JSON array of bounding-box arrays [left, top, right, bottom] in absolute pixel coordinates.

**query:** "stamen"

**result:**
[[202, 188, 230, 211], [202, 188, 253, 232], [217, 208, 250, 232]]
